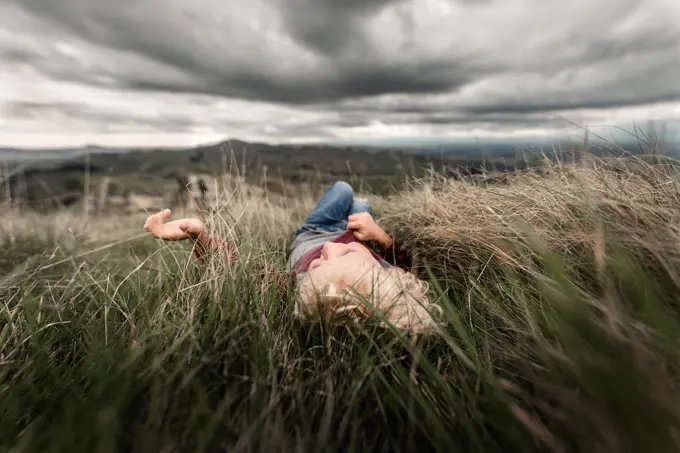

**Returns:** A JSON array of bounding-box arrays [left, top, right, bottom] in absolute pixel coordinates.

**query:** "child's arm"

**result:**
[[143, 209, 238, 260], [143, 210, 292, 296]]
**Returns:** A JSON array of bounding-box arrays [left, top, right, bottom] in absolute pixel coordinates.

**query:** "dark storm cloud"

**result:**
[[119, 62, 469, 104], [2, 0, 680, 144], [276, 0, 494, 58], [7, 0, 476, 104], [277, 0, 403, 55]]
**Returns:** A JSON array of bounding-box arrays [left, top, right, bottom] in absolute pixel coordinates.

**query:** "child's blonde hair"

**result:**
[[295, 266, 442, 335]]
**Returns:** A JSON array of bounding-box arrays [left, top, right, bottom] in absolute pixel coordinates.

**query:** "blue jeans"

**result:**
[[295, 181, 371, 237]]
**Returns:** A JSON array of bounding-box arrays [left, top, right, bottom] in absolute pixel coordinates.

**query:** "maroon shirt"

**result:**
[[294, 230, 412, 273]]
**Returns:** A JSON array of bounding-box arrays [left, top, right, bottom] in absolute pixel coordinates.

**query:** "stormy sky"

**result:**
[[1, 0, 679, 147]]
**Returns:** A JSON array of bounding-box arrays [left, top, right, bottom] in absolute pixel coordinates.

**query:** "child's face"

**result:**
[[298, 242, 439, 335], [306, 242, 382, 294]]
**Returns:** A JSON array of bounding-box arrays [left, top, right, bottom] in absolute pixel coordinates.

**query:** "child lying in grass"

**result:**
[[143, 181, 440, 335]]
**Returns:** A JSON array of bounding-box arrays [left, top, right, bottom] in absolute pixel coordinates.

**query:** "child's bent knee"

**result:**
[[328, 181, 354, 201], [331, 181, 353, 193]]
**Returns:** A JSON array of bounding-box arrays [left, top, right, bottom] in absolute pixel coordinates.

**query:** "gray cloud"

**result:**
[[279, 0, 404, 56], [8, 0, 476, 103], [1, 0, 679, 146], [5, 101, 208, 133]]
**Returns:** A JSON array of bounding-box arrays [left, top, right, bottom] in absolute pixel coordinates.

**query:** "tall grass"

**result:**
[[1, 158, 680, 452]]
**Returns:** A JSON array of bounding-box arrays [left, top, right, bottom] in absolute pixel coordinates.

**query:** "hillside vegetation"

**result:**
[[1, 141, 461, 211], [1, 156, 680, 453]]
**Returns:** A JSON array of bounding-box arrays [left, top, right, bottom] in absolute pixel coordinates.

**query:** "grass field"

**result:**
[[2, 157, 680, 453]]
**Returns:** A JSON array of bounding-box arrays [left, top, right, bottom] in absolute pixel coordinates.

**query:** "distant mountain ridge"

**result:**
[[2, 135, 678, 213], [1, 134, 677, 179], [3, 134, 676, 164]]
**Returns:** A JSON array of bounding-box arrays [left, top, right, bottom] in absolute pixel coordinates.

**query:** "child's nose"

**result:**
[[322, 242, 343, 259]]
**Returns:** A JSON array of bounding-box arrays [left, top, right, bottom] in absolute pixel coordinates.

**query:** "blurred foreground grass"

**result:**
[[2, 159, 680, 453]]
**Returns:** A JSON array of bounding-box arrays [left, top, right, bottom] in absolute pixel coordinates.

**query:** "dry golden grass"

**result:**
[[378, 157, 680, 288]]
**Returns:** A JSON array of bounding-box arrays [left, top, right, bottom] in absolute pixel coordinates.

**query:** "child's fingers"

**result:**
[[143, 218, 158, 236], [143, 216, 156, 232], [144, 211, 168, 234], [348, 213, 367, 222], [353, 231, 367, 241]]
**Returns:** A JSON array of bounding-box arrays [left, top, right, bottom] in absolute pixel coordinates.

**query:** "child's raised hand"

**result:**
[[143, 209, 205, 241], [347, 212, 392, 247]]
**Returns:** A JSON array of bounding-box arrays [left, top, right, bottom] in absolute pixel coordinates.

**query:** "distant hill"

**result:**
[[0, 139, 466, 211], [2, 136, 675, 212]]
